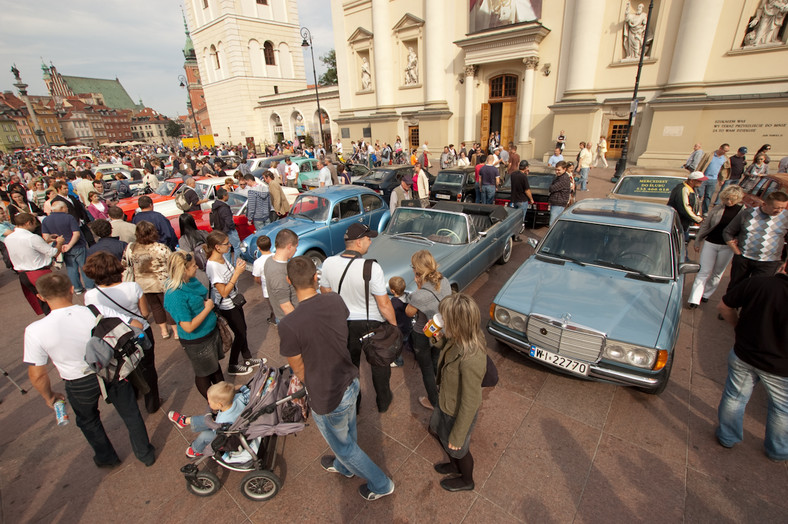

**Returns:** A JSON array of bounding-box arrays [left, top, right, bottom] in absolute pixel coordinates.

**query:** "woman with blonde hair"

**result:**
[[406, 250, 452, 409], [123, 221, 177, 339], [428, 292, 487, 492], [687, 185, 744, 308], [163, 251, 224, 399]]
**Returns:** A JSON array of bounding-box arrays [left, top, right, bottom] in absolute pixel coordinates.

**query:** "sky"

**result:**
[[0, 0, 334, 119]]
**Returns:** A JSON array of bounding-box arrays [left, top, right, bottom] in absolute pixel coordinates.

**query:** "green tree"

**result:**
[[318, 49, 337, 86], [165, 119, 184, 138]]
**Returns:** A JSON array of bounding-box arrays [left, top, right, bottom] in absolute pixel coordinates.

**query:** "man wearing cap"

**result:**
[[509, 160, 536, 241], [667, 171, 705, 243], [319, 223, 398, 413], [389, 175, 412, 211]]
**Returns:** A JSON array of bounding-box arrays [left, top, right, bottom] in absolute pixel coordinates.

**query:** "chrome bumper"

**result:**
[[487, 323, 660, 388]]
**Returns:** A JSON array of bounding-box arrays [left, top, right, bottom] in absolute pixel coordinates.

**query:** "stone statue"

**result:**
[[404, 47, 418, 85], [10, 64, 21, 82], [745, 0, 788, 46], [360, 56, 372, 91], [623, 1, 647, 59]]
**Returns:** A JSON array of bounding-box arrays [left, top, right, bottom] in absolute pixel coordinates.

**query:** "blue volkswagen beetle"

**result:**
[[488, 199, 699, 395], [239, 185, 390, 265]]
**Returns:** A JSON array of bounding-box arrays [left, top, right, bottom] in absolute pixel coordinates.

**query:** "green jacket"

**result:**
[[435, 337, 486, 447]]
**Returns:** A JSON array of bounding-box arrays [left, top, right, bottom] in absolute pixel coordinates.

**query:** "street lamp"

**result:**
[[301, 27, 325, 152], [611, 0, 655, 184], [178, 74, 202, 147]]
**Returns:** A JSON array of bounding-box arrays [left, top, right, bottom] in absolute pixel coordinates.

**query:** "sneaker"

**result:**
[[74, 289, 85, 295], [245, 358, 266, 367], [185, 446, 203, 458], [168, 410, 188, 429], [359, 481, 395, 501], [228, 364, 253, 376], [321, 455, 354, 478]]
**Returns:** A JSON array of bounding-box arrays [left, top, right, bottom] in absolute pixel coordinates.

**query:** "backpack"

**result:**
[[193, 243, 208, 271], [84, 305, 151, 391], [209, 205, 225, 231], [175, 188, 192, 211]]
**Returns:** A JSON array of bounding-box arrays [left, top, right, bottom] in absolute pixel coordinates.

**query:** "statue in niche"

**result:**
[[360, 56, 372, 90], [623, 1, 647, 59], [404, 47, 418, 85], [743, 0, 788, 47]]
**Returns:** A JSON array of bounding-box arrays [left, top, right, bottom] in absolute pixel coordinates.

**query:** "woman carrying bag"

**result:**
[[204, 231, 261, 376], [163, 251, 224, 399], [428, 293, 487, 493]]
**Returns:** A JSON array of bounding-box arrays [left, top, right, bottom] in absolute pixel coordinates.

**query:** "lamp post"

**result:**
[[301, 27, 325, 152], [178, 74, 202, 147], [611, 0, 655, 184]]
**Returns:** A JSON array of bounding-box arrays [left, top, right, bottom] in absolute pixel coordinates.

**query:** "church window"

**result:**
[[256, 0, 268, 4], [210, 45, 220, 69], [489, 74, 517, 100], [264, 41, 276, 65]]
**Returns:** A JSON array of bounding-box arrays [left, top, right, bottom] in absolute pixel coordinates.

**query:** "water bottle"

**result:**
[[54, 399, 69, 426]]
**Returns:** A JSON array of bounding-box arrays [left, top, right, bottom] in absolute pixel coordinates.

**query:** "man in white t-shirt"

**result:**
[[23, 272, 156, 468], [251, 234, 275, 324], [319, 223, 397, 413], [317, 159, 333, 188], [284, 158, 300, 188]]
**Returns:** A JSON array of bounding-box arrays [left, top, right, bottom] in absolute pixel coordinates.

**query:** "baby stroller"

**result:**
[[180, 365, 309, 501]]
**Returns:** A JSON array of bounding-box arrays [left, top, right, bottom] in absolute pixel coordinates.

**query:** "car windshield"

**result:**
[[227, 192, 247, 215], [538, 220, 673, 278], [435, 172, 464, 185], [290, 195, 330, 222], [614, 176, 683, 199], [155, 181, 176, 196], [365, 169, 395, 182], [386, 208, 468, 245], [193, 183, 211, 200]]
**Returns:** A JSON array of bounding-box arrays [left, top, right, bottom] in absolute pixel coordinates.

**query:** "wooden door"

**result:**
[[606, 120, 629, 160], [479, 103, 490, 151], [501, 101, 516, 148], [408, 126, 419, 151]]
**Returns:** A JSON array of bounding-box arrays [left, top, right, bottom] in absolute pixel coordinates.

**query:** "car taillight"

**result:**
[[534, 202, 550, 211], [457, 193, 462, 202], [495, 199, 510, 206]]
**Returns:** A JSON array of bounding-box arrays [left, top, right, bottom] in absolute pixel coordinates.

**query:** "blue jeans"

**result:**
[[480, 184, 496, 204], [65, 375, 155, 466], [253, 218, 270, 231], [549, 205, 566, 225], [696, 178, 717, 215], [512, 202, 528, 230], [189, 414, 216, 454], [474, 182, 481, 203], [578, 168, 590, 191], [717, 349, 788, 460], [223, 229, 241, 264], [311, 378, 393, 494], [64, 245, 93, 292]]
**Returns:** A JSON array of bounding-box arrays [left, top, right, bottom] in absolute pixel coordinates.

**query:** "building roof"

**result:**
[[60, 75, 141, 110]]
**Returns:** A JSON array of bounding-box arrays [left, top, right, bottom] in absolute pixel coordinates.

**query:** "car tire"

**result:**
[[463, 194, 474, 203], [304, 249, 326, 268], [497, 236, 513, 265], [641, 352, 673, 395]]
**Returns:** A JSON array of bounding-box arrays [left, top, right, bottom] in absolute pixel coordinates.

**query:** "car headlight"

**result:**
[[603, 341, 658, 369], [239, 241, 248, 253], [491, 305, 527, 333]]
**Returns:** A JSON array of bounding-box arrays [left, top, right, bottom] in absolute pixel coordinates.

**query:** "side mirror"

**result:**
[[679, 263, 700, 275], [527, 237, 539, 249]]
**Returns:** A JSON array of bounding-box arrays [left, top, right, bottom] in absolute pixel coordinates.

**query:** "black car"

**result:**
[[494, 163, 554, 228], [429, 167, 477, 203], [353, 165, 432, 202]]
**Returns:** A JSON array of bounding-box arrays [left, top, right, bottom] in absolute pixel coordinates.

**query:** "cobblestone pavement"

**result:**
[[1, 166, 786, 523]]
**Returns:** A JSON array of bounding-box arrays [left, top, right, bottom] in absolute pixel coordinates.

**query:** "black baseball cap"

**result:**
[[344, 223, 378, 241], [519, 160, 530, 170]]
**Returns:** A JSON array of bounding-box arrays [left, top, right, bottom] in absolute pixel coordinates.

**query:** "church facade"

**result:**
[[330, 0, 788, 165]]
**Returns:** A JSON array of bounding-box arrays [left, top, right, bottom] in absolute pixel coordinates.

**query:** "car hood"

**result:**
[[495, 257, 675, 348], [241, 217, 323, 253], [367, 234, 465, 292]]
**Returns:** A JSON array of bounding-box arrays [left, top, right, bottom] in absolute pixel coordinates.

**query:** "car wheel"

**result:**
[[304, 249, 326, 268], [463, 194, 474, 203], [641, 352, 673, 395], [497, 236, 513, 265]]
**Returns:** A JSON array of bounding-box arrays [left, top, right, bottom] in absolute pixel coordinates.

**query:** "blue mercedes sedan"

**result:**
[[487, 199, 699, 395]]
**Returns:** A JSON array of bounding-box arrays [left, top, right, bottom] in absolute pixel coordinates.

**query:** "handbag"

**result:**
[[224, 261, 246, 308], [214, 312, 233, 359], [360, 259, 402, 367], [122, 243, 135, 282], [482, 354, 499, 388]]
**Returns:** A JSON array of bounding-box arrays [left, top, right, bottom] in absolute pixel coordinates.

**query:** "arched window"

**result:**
[[210, 45, 220, 70], [489, 74, 517, 100], [263, 41, 276, 66]]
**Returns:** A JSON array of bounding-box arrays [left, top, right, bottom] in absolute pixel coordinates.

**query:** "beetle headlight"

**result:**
[[239, 241, 248, 253], [603, 341, 658, 369]]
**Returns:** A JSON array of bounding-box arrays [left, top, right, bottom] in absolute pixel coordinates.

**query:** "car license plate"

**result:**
[[529, 345, 589, 376], [436, 194, 450, 200]]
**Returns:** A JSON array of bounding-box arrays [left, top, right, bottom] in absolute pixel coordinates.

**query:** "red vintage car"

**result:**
[[116, 177, 201, 220], [168, 191, 255, 240]]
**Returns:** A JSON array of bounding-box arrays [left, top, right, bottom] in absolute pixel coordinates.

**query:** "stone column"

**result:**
[[562, 0, 605, 96], [667, 0, 724, 86], [425, 0, 445, 106], [463, 65, 477, 143], [372, 0, 394, 109], [519, 57, 539, 142], [274, 49, 282, 78]]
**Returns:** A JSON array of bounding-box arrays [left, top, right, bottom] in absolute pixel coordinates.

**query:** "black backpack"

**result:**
[[84, 305, 151, 390]]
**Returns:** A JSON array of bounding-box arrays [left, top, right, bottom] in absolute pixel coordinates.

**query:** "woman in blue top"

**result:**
[[164, 251, 224, 399]]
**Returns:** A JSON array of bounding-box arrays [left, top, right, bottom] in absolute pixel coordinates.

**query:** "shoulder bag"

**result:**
[[122, 243, 136, 282], [360, 259, 403, 367]]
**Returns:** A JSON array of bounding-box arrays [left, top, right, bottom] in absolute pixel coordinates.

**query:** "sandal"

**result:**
[[161, 331, 171, 339]]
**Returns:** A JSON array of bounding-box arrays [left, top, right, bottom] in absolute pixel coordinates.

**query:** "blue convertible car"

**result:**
[[366, 201, 522, 294], [238, 185, 390, 266], [488, 199, 699, 395]]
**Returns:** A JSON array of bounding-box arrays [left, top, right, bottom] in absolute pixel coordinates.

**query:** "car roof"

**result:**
[[561, 198, 675, 231], [195, 178, 227, 187], [302, 185, 382, 199]]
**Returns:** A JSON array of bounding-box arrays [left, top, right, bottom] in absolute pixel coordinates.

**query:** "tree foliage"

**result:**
[[318, 49, 337, 86], [165, 119, 184, 138]]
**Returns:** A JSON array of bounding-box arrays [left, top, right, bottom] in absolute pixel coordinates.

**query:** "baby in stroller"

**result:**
[[168, 382, 250, 458]]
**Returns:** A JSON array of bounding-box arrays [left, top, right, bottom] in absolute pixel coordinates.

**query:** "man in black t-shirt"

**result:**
[[280, 257, 395, 501], [182, 177, 204, 212], [716, 267, 788, 461], [509, 160, 535, 241]]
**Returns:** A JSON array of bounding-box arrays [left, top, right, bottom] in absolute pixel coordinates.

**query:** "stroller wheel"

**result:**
[[185, 470, 221, 497], [240, 470, 281, 501]]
